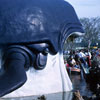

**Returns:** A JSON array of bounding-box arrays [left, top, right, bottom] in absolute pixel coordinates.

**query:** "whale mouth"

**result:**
[[0, 43, 50, 97], [2, 53, 72, 98], [0, 32, 84, 98]]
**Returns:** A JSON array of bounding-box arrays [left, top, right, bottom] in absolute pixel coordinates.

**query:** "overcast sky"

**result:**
[[65, 0, 100, 18]]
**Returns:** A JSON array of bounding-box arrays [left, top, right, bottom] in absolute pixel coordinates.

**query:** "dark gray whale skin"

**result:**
[[0, 0, 84, 52], [0, 0, 84, 97]]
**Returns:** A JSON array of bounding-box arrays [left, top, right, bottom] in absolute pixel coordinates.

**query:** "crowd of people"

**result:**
[[64, 48, 100, 99], [64, 48, 100, 73]]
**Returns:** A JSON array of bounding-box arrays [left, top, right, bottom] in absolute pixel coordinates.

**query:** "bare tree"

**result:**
[[80, 17, 100, 47], [63, 17, 100, 51]]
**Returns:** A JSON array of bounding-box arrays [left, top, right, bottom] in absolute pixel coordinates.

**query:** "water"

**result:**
[[1, 92, 73, 100], [70, 74, 93, 98]]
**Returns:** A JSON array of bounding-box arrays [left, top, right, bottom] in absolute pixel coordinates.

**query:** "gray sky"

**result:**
[[65, 0, 100, 18]]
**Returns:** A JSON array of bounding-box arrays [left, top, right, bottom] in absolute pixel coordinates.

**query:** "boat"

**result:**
[[66, 64, 81, 75]]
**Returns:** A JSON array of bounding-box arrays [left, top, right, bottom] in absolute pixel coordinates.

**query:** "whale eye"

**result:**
[[34, 52, 48, 70], [0, 42, 52, 72], [27, 43, 49, 70]]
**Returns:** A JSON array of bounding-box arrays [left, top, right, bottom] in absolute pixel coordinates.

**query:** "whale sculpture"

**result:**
[[0, 0, 84, 98]]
